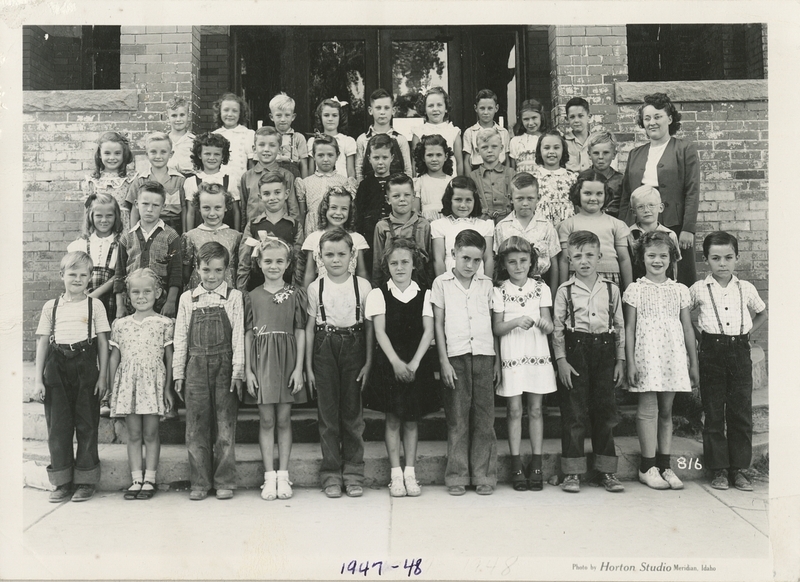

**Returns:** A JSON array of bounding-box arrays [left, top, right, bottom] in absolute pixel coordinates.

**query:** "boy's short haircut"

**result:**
[[385, 172, 413, 192], [60, 250, 93, 273], [193, 182, 234, 211], [269, 92, 295, 113], [567, 230, 601, 252], [197, 241, 230, 268], [140, 180, 167, 201], [453, 228, 486, 253], [369, 88, 393, 104], [166, 96, 188, 111], [630, 185, 662, 208], [474, 89, 498, 105], [255, 125, 280, 140], [258, 171, 286, 188], [475, 127, 502, 147], [510, 171, 539, 192], [319, 227, 354, 251], [587, 130, 617, 153], [144, 131, 172, 149], [703, 231, 739, 258], [565, 97, 590, 114]]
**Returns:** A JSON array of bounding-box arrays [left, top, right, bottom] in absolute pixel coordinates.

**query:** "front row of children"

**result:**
[[36, 222, 766, 502]]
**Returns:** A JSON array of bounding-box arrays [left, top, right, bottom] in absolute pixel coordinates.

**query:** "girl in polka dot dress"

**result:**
[[623, 231, 698, 491]]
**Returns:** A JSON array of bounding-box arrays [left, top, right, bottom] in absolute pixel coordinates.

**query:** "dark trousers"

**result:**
[[442, 354, 497, 487], [558, 331, 619, 474], [699, 333, 753, 471], [669, 224, 697, 287], [185, 353, 238, 491], [43, 347, 101, 486], [314, 330, 366, 488]]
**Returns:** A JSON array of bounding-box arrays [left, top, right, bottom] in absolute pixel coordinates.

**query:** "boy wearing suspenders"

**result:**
[[553, 231, 626, 494], [305, 229, 374, 498]]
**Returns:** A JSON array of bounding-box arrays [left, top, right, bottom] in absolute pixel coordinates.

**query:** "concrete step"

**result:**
[[25, 435, 767, 492]]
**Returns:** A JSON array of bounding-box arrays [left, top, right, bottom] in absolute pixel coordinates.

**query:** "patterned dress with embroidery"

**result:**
[[532, 166, 577, 227], [492, 278, 557, 397], [84, 171, 139, 232]]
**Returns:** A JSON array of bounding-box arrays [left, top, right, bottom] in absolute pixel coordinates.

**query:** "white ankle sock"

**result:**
[[131, 471, 143, 484], [391, 467, 403, 480], [144, 470, 156, 483], [403, 466, 416, 479]]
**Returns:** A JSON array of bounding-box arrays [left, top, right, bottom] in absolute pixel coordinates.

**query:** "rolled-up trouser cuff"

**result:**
[[594, 453, 618, 473], [561, 456, 587, 475], [47, 464, 73, 486], [74, 463, 101, 485]]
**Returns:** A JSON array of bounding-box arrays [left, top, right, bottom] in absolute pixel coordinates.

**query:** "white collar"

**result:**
[[197, 223, 230, 232], [192, 282, 229, 298], [703, 274, 740, 289], [387, 279, 420, 296], [130, 219, 165, 234]]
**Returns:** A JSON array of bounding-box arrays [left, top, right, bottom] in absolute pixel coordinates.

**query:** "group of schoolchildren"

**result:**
[[34, 86, 767, 505]]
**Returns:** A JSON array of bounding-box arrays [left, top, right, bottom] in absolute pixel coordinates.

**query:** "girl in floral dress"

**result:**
[[532, 130, 577, 227], [108, 268, 175, 500], [84, 131, 138, 232], [623, 231, 699, 491]]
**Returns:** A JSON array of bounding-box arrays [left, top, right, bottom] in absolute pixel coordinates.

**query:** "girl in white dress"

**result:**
[[623, 231, 699, 491], [492, 237, 556, 491], [108, 268, 175, 500], [411, 86, 464, 175]]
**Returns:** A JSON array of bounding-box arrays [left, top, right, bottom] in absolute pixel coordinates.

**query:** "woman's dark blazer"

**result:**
[[618, 136, 700, 234]]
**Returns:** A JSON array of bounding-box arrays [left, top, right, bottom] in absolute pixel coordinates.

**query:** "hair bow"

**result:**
[[331, 96, 349, 107]]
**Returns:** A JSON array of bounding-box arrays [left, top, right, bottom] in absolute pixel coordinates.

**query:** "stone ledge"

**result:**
[[23, 89, 138, 113], [615, 80, 768, 104]]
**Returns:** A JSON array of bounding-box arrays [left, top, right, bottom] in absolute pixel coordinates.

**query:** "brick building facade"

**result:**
[[21, 24, 768, 360]]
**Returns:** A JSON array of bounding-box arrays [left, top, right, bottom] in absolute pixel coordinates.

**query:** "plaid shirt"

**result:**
[[114, 220, 182, 294], [690, 275, 766, 335]]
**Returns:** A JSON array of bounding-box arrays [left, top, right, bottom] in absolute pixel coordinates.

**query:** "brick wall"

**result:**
[[548, 24, 769, 354], [199, 27, 231, 131], [23, 26, 83, 91], [21, 26, 202, 360]]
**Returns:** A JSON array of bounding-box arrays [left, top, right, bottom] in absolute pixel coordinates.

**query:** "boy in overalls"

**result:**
[[173, 241, 246, 500], [34, 251, 110, 502], [553, 230, 626, 493]]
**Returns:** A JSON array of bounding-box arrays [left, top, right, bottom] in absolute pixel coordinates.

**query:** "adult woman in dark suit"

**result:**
[[618, 93, 699, 286]]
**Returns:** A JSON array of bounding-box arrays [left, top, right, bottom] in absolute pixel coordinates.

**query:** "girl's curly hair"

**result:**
[[361, 133, 405, 179], [513, 99, 549, 136], [441, 176, 482, 218], [191, 182, 234, 212], [413, 134, 454, 176], [376, 236, 430, 288], [93, 131, 134, 178], [190, 132, 231, 171], [317, 186, 357, 231], [634, 230, 681, 269], [213, 92, 250, 128]]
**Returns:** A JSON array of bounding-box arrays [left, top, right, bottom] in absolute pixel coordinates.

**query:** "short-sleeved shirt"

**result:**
[[307, 274, 372, 328], [565, 132, 591, 173], [365, 280, 433, 319], [557, 213, 630, 274], [462, 123, 510, 165], [36, 297, 111, 344], [430, 270, 495, 357], [412, 122, 461, 152], [184, 170, 241, 202], [67, 233, 119, 274], [431, 216, 493, 274], [690, 275, 766, 335], [168, 131, 196, 176], [493, 212, 560, 276], [508, 134, 539, 173], [277, 129, 308, 164], [213, 125, 256, 180], [308, 134, 357, 179], [467, 163, 514, 219], [414, 174, 451, 220], [302, 229, 369, 280]]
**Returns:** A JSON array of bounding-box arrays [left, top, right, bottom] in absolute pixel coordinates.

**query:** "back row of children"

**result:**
[[40, 87, 766, 503]]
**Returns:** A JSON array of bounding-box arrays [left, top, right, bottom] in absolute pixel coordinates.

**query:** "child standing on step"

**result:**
[[365, 238, 438, 498], [431, 229, 500, 496], [108, 268, 175, 500], [245, 237, 308, 501], [624, 230, 698, 491], [690, 231, 767, 492], [553, 231, 625, 494], [173, 242, 246, 501], [492, 237, 556, 491], [305, 229, 373, 499], [34, 251, 110, 503]]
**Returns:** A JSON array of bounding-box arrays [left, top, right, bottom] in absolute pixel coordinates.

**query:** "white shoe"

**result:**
[[639, 467, 670, 490], [660, 468, 684, 490], [277, 470, 293, 499], [404, 475, 421, 497], [389, 478, 407, 497], [261, 471, 277, 500]]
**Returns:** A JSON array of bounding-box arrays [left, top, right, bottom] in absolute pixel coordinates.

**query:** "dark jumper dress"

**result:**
[[363, 283, 440, 421]]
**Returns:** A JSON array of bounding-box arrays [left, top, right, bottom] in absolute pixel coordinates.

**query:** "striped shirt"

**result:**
[[172, 282, 246, 380]]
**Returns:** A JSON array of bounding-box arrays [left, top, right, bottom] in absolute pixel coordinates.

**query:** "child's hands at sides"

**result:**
[[305, 369, 316, 399], [440, 359, 458, 390], [356, 362, 372, 391], [95, 374, 108, 398], [161, 300, 177, 319], [246, 372, 258, 398], [493, 357, 502, 389], [689, 361, 699, 388], [627, 361, 639, 388], [556, 358, 579, 389], [164, 389, 175, 413], [173, 380, 185, 402], [231, 378, 243, 399], [288, 369, 304, 395], [34, 379, 46, 402], [613, 360, 625, 388]]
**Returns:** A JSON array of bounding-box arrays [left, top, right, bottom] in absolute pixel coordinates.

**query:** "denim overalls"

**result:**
[[313, 277, 366, 488], [558, 281, 620, 475], [184, 288, 239, 492], [43, 297, 101, 486], [698, 282, 753, 471]]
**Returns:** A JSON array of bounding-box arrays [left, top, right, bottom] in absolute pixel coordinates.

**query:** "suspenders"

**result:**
[[85, 238, 115, 270], [565, 280, 614, 333], [195, 174, 230, 191], [318, 276, 362, 331], [706, 281, 745, 335], [50, 295, 93, 348]]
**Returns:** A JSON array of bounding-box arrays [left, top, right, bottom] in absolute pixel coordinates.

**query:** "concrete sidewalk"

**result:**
[[11, 480, 770, 581]]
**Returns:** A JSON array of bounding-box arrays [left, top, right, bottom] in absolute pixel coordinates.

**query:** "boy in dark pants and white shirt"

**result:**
[[690, 231, 767, 491]]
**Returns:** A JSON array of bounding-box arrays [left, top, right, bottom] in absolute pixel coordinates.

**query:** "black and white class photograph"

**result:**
[[1, 2, 798, 581]]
